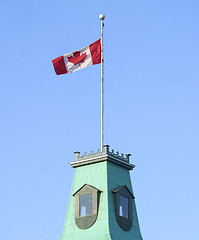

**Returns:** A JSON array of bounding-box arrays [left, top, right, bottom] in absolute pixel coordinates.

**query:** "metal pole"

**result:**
[[99, 14, 105, 152]]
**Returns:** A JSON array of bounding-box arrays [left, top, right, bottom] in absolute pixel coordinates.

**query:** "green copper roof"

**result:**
[[59, 145, 143, 240]]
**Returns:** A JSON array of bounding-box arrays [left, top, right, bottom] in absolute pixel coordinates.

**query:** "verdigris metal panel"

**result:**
[[59, 146, 143, 240], [60, 161, 112, 240]]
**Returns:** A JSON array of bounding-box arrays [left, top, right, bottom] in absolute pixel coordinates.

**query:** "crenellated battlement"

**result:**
[[72, 145, 135, 170]]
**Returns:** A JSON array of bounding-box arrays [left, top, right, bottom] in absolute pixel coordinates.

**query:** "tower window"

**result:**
[[119, 195, 129, 218], [73, 184, 101, 229], [113, 185, 134, 231], [79, 194, 93, 217]]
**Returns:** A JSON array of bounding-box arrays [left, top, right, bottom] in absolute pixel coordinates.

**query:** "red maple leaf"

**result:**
[[67, 51, 87, 66]]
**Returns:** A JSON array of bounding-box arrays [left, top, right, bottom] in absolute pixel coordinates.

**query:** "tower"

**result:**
[[60, 145, 143, 240]]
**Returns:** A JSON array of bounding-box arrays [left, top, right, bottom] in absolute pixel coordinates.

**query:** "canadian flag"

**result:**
[[52, 39, 101, 75]]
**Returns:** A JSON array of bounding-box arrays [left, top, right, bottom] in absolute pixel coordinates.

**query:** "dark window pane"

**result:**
[[79, 194, 93, 217], [119, 195, 128, 218]]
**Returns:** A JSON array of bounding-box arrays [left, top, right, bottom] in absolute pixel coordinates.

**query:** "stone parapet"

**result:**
[[71, 145, 135, 170]]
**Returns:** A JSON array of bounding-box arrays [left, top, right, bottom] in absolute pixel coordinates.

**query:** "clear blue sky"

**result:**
[[1, 0, 199, 239]]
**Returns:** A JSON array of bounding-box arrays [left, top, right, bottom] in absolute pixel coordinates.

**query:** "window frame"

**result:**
[[73, 184, 101, 229], [113, 186, 134, 231]]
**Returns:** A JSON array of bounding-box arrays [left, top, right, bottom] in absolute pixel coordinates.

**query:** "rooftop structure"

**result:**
[[60, 145, 143, 240]]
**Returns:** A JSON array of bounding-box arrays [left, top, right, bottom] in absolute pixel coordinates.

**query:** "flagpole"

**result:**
[[99, 14, 105, 152]]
